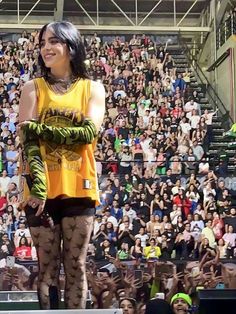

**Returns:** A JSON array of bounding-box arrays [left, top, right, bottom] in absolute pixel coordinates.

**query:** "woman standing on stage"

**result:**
[[19, 21, 105, 309]]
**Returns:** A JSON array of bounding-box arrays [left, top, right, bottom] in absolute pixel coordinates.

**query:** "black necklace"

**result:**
[[46, 73, 77, 94]]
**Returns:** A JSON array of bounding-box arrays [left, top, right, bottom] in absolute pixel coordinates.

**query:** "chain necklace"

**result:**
[[46, 73, 77, 94]]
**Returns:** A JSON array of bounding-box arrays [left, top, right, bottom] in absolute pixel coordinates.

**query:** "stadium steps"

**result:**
[[173, 48, 233, 171], [210, 142, 231, 148], [199, 97, 208, 104], [213, 128, 225, 134], [208, 149, 236, 156], [200, 104, 215, 110], [213, 135, 232, 142]]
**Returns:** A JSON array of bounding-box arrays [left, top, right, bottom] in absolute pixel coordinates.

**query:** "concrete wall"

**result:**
[[198, 31, 216, 87], [217, 36, 236, 121], [199, 34, 236, 121]]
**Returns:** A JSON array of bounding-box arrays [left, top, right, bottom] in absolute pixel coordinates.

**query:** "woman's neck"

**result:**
[[50, 68, 72, 80]]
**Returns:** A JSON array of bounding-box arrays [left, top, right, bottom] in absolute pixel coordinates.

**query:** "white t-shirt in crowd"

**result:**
[[0, 176, 11, 194], [190, 115, 200, 129], [135, 234, 149, 247]]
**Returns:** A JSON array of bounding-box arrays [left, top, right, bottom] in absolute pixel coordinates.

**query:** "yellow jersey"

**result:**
[[33, 77, 99, 205]]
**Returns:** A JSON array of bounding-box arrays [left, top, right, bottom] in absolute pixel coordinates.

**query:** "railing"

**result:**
[[178, 34, 233, 127], [217, 14, 236, 49]]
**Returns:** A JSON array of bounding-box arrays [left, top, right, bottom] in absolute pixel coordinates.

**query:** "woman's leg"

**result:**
[[30, 225, 61, 309], [61, 215, 94, 309]]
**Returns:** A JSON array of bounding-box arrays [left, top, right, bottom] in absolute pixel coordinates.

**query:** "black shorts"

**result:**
[[25, 197, 95, 228]]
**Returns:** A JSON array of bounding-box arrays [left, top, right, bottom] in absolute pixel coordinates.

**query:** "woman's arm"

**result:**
[[19, 80, 47, 216], [87, 81, 106, 132], [150, 200, 154, 216], [19, 80, 37, 122]]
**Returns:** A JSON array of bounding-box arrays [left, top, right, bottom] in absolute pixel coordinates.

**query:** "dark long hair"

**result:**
[[38, 21, 89, 80]]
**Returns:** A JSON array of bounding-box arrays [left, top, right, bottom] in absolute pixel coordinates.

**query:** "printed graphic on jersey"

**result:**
[[40, 106, 83, 170]]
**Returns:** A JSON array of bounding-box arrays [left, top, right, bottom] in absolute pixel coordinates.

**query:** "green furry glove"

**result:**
[[26, 118, 97, 145], [21, 126, 47, 201]]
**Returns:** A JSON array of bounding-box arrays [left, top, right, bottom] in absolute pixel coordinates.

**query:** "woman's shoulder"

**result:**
[[21, 79, 36, 93], [90, 79, 105, 93], [21, 77, 45, 95]]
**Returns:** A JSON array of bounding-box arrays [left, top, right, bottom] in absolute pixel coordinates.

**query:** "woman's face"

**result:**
[[120, 299, 135, 314], [203, 238, 209, 245], [135, 238, 141, 245], [100, 224, 106, 231], [163, 215, 168, 222], [103, 240, 110, 247], [20, 238, 26, 245], [177, 216, 182, 222], [106, 222, 112, 229], [218, 238, 224, 246], [40, 27, 70, 71], [139, 304, 146, 314], [172, 298, 189, 314]]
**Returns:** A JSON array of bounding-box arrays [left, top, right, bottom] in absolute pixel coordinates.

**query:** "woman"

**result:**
[[150, 194, 164, 219], [147, 214, 162, 236], [171, 293, 192, 314], [0, 233, 14, 259], [174, 215, 185, 234], [212, 212, 224, 240], [132, 143, 144, 166], [183, 148, 197, 175], [156, 147, 166, 175], [217, 238, 227, 258], [143, 237, 161, 260], [203, 182, 216, 206], [185, 184, 200, 213], [19, 22, 105, 309], [130, 237, 143, 260], [190, 213, 204, 241], [117, 241, 130, 261], [13, 236, 32, 259], [119, 298, 137, 314], [92, 223, 109, 247], [199, 238, 216, 260], [106, 221, 117, 244]]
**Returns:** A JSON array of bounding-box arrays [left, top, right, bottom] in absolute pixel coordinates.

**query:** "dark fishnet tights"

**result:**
[[30, 215, 94, 309]]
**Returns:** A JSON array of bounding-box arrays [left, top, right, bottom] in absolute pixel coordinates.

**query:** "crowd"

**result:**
[[0, 30, 235, 312]]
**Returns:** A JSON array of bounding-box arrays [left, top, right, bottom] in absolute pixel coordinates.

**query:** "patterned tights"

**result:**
[[30, 215, 94, 309]]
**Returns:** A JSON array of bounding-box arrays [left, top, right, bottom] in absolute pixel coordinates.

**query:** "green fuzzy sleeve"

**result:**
[[21, 126, 47, 201], [26, 118, 97, 145]]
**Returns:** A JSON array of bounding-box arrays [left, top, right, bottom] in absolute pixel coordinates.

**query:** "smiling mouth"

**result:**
[[44, 54, 55, 59]]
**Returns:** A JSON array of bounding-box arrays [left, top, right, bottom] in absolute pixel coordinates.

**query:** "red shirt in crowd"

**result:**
[[14, 246, 32, 259]]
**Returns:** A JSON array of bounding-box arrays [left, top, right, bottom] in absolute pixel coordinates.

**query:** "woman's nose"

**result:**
[[43, 41, 52, 50]]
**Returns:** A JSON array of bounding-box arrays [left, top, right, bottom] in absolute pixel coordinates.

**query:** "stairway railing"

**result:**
[[178, 34, 233, 128]]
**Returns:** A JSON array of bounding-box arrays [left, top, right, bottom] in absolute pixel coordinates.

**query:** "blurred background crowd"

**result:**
[[0, 29, 236, 312]]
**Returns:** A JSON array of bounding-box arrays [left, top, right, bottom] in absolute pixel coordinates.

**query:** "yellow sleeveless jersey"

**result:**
[[32, 77, 100, 205]]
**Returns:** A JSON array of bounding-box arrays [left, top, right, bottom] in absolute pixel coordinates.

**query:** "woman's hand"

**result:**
[[18, 120, 32, 128], [22, 196, 46, 216]]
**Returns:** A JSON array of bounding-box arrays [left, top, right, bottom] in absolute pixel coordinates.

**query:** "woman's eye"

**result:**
[[50, 38, 60, 45]]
